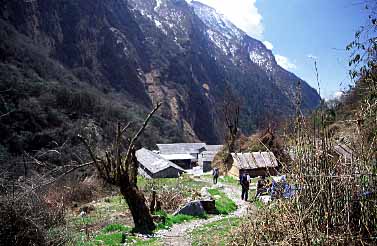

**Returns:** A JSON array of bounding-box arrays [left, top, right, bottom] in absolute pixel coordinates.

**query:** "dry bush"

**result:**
[[212, 148, 231, 175], [152, 187, 185, 213], [0, 171, 105, 245], [45, 181, 98, 208], [0, 191, 66, 246], [143, 181, 191, 213], [0, 200, 47, 246]]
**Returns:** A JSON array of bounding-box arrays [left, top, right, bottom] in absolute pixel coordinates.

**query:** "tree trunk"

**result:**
[[120, 184, 156, 234]]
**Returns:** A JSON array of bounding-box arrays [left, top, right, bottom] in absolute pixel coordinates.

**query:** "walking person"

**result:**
[[240, 172, 250, 201], [212, 167, 219, 184]]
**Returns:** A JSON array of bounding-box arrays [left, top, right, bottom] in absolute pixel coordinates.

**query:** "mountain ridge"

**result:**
[[0, 0, 320, 159]]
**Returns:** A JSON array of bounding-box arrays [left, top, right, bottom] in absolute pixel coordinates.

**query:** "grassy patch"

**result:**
[[95, 232, 124, 245], [191, 217, 241, 246], [207, 189, 237, 214], [218, 176, 240, 186], [101, 224, 132, 233], [69, 195, 130, 228], [69, 223, 161, 246], [94, 232, 161, 246], [154, 210, 207, 230], [66, 196, 132, 245]]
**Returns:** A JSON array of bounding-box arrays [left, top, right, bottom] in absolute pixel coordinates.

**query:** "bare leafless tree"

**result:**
[[79, 103, 161, 234]]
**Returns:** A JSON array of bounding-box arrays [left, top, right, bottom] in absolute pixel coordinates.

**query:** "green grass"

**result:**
[[191, 217, 241, 246], [95, 232, 124, 245], [70, 223, 162, 246], [154, 210, 207, 230], [101, 224, 132, 233], [218, 176, 240, 186], [207, 189, 237, 214]]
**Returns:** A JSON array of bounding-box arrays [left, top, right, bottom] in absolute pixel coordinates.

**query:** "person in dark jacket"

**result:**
[[212, 168, 219, 184], [240, 172, 250, 201]]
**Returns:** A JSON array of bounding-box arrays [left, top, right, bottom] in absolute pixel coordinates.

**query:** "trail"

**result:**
[[155, 177, 255, 246]]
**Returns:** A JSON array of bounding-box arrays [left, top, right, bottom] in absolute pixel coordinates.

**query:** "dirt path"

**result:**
[[155, 177, 254, 246]]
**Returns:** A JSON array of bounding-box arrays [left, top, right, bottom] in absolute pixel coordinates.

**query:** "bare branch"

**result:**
[[14, 161, 94, 201], [0, 111, 13, 120], [121, 121, 132, 135], [77, 135, 100, 169], [123, 102, 162, 171]]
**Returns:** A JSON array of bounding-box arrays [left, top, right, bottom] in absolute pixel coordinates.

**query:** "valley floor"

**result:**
[[65, 175, 257, 246], [157, 176, 255, 246]]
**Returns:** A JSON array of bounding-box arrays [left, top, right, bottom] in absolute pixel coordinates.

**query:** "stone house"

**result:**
[[156, 143, 206, 169], [198, 145, 223, 172], [136, 148, 185, 179]]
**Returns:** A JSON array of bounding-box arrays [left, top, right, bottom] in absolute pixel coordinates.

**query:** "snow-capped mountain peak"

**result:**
[[191, 1, 276, 73]]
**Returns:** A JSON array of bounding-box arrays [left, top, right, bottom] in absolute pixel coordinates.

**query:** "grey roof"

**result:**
[[160, 154, 196, 160], [157, 143, 206, 155], [231, 152, 279, 169], [201, 151, 218, 162], [334, 144, 353, 160], [205, 145, 223, 152], [136, 148, 185, 174]]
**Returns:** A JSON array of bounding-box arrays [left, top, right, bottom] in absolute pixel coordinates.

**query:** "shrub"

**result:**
[[0, 200, 47, 246], [0, 192, 66, 246]]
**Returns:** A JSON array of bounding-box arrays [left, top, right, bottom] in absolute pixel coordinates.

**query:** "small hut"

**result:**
[[136, 148, 185, 179], [198, 145, 223, 172], [229, 152, 279, 178]]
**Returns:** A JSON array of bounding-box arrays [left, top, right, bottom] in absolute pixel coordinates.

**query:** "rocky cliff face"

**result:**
[[0, 0, 320, 149]]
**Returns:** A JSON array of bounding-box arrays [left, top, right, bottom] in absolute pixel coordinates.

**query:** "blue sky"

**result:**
[[192, 0, 368, 99]]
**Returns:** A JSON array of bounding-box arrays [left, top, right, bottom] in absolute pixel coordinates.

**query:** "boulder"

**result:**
[[200, 200, 217, 214], [200, 187, 211, 199], [173, 201, 205, 216]]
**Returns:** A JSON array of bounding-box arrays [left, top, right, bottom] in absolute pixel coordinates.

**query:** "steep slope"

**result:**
[[0, 0, 320, 161], [128, 0, 320, 132], [190, 1, 319, 112]]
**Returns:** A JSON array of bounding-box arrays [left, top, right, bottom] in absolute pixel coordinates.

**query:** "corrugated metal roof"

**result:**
[[160, 154, 196, 160], [157, 143, 206, 154], [136, 148, 185, 174], [231, 152, 278, 169]]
